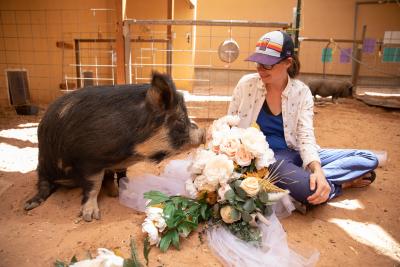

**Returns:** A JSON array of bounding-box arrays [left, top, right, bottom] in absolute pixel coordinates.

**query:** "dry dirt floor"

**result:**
[[0, 98, 399, 267]]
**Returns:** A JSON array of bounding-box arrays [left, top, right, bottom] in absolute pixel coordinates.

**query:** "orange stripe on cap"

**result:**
[[256, 41, 282, 53]]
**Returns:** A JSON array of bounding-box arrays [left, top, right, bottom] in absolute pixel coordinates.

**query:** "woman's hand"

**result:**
[[307, 161, 331, 205]]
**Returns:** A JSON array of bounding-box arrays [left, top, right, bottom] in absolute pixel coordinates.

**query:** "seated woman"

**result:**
[[228, 30, 378, 211]]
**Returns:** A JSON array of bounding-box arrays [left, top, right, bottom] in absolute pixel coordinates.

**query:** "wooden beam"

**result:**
[[115, 0, 126, 84]]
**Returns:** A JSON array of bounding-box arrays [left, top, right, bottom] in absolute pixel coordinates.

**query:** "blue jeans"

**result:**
[[270, 149, 379, 204]]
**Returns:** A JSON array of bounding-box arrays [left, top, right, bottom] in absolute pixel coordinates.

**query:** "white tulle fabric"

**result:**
[[119, 160, 319, 267]]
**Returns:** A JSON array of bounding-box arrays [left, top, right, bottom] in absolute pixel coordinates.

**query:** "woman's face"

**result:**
[[256, 57, 292, 86]]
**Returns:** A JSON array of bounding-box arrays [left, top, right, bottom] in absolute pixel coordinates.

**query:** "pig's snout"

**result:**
[[189, 122, 206, 145]]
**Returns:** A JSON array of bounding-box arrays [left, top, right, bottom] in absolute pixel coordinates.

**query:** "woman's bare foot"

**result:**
[[342, 171, 376, 189]]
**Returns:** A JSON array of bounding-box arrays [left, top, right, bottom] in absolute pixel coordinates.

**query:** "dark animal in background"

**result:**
[[307, 79, 353, 103], [25, 72, 205, 221]]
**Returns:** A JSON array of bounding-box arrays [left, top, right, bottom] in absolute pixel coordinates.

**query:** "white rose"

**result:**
[[203, 154, 234, 185], [194, 174, 219, 192], [240, 177, 260, 197], [255, 147, 276, 170], [185, 179, 198, 199], [241, 127, 269, 157], [220, 205, 241, 224], [218, 183, 233, 201], [189, 148, 216, 174], [142, 219, 160, 245], [224, 115, 241, 126], [235, 144, 253, 167], [145, 207, 166, 231]]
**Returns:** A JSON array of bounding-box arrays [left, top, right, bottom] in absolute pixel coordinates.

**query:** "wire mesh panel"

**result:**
[[0, 8, 116, 106], [125, 20, 288, 120]]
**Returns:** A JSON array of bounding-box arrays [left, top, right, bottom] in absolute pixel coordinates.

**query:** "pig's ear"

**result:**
[[146, 72, 176, 111]]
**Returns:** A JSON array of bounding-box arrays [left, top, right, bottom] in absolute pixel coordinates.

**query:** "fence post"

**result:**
[[351, 25, 367, 89]]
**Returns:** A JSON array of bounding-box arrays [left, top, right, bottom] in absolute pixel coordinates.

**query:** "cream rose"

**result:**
[[241, 127, 269, 157], [235, 144, 253, 167], [145, 207, 166, 231], [240, 177, 260, 197], [219, 137, 240, 159], [224, 115, 241, 126], [194, 174, 219, 192], [220, 205, 241, 224], [203, 154, 234, 185]]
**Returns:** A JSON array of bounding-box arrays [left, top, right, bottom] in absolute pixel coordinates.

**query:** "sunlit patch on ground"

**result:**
[[0, 126, 38, 143], [327, 199, 364, 210], [329, 218, 400, 262], [0, 143, 38, 173]]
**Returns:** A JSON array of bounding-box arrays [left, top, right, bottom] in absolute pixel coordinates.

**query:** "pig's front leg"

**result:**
[[80, 172, 103, 222]]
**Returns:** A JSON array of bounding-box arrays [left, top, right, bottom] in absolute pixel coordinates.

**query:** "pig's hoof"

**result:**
[[81, 206, 101, 222], [24, 199, 42, 210]]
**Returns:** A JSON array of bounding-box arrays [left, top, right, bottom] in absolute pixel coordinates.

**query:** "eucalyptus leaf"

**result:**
[[264, 205, 273, 216], [258, 190, 269, 203], [241, 211, 252, 222], [224, 189, 236, 202], [243, 198, 256, 213], [235, 186, 247, 199], [230, 208, 241, 221]]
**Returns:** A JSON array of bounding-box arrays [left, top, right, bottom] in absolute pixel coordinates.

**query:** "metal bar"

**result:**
[[125, 19, 290, 28], [74, 38, 168, 43], [167, 0, 173, 76], [130, 63, 212, 67], [74, 39, 81, 88], [300, 38, 363, 44]]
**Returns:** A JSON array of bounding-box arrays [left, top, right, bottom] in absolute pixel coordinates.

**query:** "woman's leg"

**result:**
[[271, 149, 335, 203], [319, 149, 378, 198]]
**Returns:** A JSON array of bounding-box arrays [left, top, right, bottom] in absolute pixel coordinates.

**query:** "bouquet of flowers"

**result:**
[[142, 115, 289, 251]]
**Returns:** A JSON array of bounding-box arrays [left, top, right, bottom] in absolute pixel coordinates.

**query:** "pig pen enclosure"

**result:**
[[0, 5, 400, 267]]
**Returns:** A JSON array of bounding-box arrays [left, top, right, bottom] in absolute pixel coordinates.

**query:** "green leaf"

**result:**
[[200, 203, 209, 220], [125, 238, 143, 267], [171, 229, 180, 250], [177, 222, 192, 238], [164, 203, 177, 227], [54, 260, 67, 267], [212, 203, 221, 219], [70, 256, 78, 264], [143, 191, 170, 206], [159, 230, 173, 252], [123, 259, 142, 267], [243, 198, 256, 213], [143, 237, 151, 266], [235, 186, 247, 199]]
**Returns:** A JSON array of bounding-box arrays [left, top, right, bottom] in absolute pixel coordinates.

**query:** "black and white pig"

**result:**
[[24, 72, 205, 221], [307, 79, 353, 103]]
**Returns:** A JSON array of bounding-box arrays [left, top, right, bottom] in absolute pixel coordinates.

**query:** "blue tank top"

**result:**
[[256, 101, 288, 150]]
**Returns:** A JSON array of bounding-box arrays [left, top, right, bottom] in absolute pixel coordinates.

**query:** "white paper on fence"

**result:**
[[119, 159, 319, 266]]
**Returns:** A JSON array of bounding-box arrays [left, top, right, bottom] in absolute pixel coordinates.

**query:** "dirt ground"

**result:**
[[0, 98, 399, 267]]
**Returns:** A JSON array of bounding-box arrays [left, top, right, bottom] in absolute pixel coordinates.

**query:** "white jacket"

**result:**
[[228, 73, 320, 168]]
